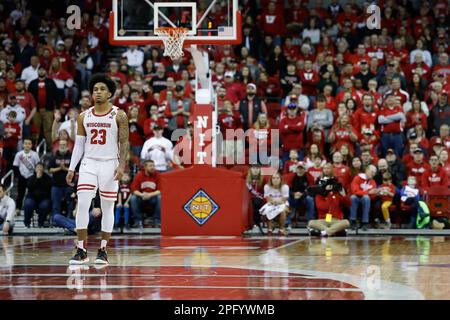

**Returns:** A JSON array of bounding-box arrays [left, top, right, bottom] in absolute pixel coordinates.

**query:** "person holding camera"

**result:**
[[307, 163, 351, 237]]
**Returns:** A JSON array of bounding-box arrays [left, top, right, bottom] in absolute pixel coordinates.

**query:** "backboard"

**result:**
[[109, 0, 241, 46]]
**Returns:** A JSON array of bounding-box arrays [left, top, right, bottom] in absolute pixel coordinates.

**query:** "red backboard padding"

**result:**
[[160, 165, 250, 236]]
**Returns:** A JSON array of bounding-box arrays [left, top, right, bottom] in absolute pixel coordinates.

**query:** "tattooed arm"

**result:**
[[114, 109, 129, 180]]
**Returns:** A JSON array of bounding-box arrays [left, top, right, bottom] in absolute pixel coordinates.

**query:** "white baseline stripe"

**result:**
[[0, 285, 362, 291], [0, 273, 316, 279]]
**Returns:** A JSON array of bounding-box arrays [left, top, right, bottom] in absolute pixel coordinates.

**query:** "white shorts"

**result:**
[[77, 158, 119, 201]]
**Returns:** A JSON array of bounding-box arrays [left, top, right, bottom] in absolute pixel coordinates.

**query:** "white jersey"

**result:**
[[82, 105, 119, 160]]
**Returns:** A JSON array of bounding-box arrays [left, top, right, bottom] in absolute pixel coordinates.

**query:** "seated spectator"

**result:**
[[23, 162, 52, 228], [48, 139, 74, 220], [406, 148, 430, 186], [283, 149, 299, 174], [374, 158, 398, 187], [130, 160, 161, 228], [430, 139, 446, 158], [422, 155, 448, 188], [360, 150, 375, 170], [307, 156, 325, 182], [430, 124, 450, 152], [349, 165, 378, 230], [385, 148, 407, 186], [332, 152, 352, 191], [114, 173, 132, 231], [246, 164, 265, 235], [377, 172, 396, 229], [339, 143, 353, 165], [304, 143, 326, 169], [429, 91, 449, 137], [405, 98, 428, 131], [398, 176, 421, 228], [259, 171, 289, 236], [288, 162, 315, 224], [143, 104, 166, 140], [53, 192, 102, 235], [350, 156, 363, 177], [283, 84, 310, 111], [328, 114, 358, 155], [438, 149, 450, 182], [141, 124, 174, 172], [0, 184, 16, 235]]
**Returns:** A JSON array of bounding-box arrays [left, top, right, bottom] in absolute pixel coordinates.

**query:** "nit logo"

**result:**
[[183, 189, 219, 226]]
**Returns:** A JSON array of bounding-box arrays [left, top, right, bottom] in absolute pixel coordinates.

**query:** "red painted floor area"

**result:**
[[0, 265, 364, 300]]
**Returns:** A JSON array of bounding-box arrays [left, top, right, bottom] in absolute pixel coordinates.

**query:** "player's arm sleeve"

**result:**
[[69, 113, 87, 171], [69, 135, 86, 171]]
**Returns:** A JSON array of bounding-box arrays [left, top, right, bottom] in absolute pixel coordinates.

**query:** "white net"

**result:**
[[154, 27, 189, 60]]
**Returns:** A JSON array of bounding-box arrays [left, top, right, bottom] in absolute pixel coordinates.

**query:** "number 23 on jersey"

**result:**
[[90, 129, 107, 145]]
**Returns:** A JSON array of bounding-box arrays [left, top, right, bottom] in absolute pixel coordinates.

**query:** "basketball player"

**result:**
[[66, 74, 129, 265]]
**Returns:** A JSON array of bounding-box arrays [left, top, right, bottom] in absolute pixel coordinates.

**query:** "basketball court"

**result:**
[[1, 234, 450, 300], [1, 0, 449, 305]]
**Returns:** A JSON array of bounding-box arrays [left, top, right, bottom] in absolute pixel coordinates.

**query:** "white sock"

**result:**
[[321, 230, 327, 236], [77, 241, 85, 250], [100, 240, 107, 249], [386, 219, 391, 223]]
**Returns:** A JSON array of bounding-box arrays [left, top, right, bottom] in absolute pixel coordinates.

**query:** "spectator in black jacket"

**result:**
[[28, 67, 59, 147], [374, 158, 400, 187], [429, 91, 450, 136], [287, 162, 316, 227], [23, 162, 52, 227], [385, 149, 407, 187], [48, 140, 74, 219]]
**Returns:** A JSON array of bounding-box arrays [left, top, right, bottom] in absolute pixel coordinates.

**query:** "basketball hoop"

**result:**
[[155, 27, 189, 60]]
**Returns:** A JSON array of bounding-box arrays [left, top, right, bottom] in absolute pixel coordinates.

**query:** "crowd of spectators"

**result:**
[[0, 0, 449, 234]]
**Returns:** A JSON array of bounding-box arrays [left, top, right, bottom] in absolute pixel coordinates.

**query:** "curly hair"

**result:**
[[88, 73, 116, 95]]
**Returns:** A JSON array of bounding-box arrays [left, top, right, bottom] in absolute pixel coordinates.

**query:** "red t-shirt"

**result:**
[[131, 170, 160, 193], [333, 164, 352, 191], [422, 167, 448, 188], [379, 183, 396, 203], [3, 122, 21, 148], [283, 160, 299, 174], [407, 161, 431, 185], [379, 105, 404, 134], [307, 167, 323, 182], [38, 81, 47, 109]]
